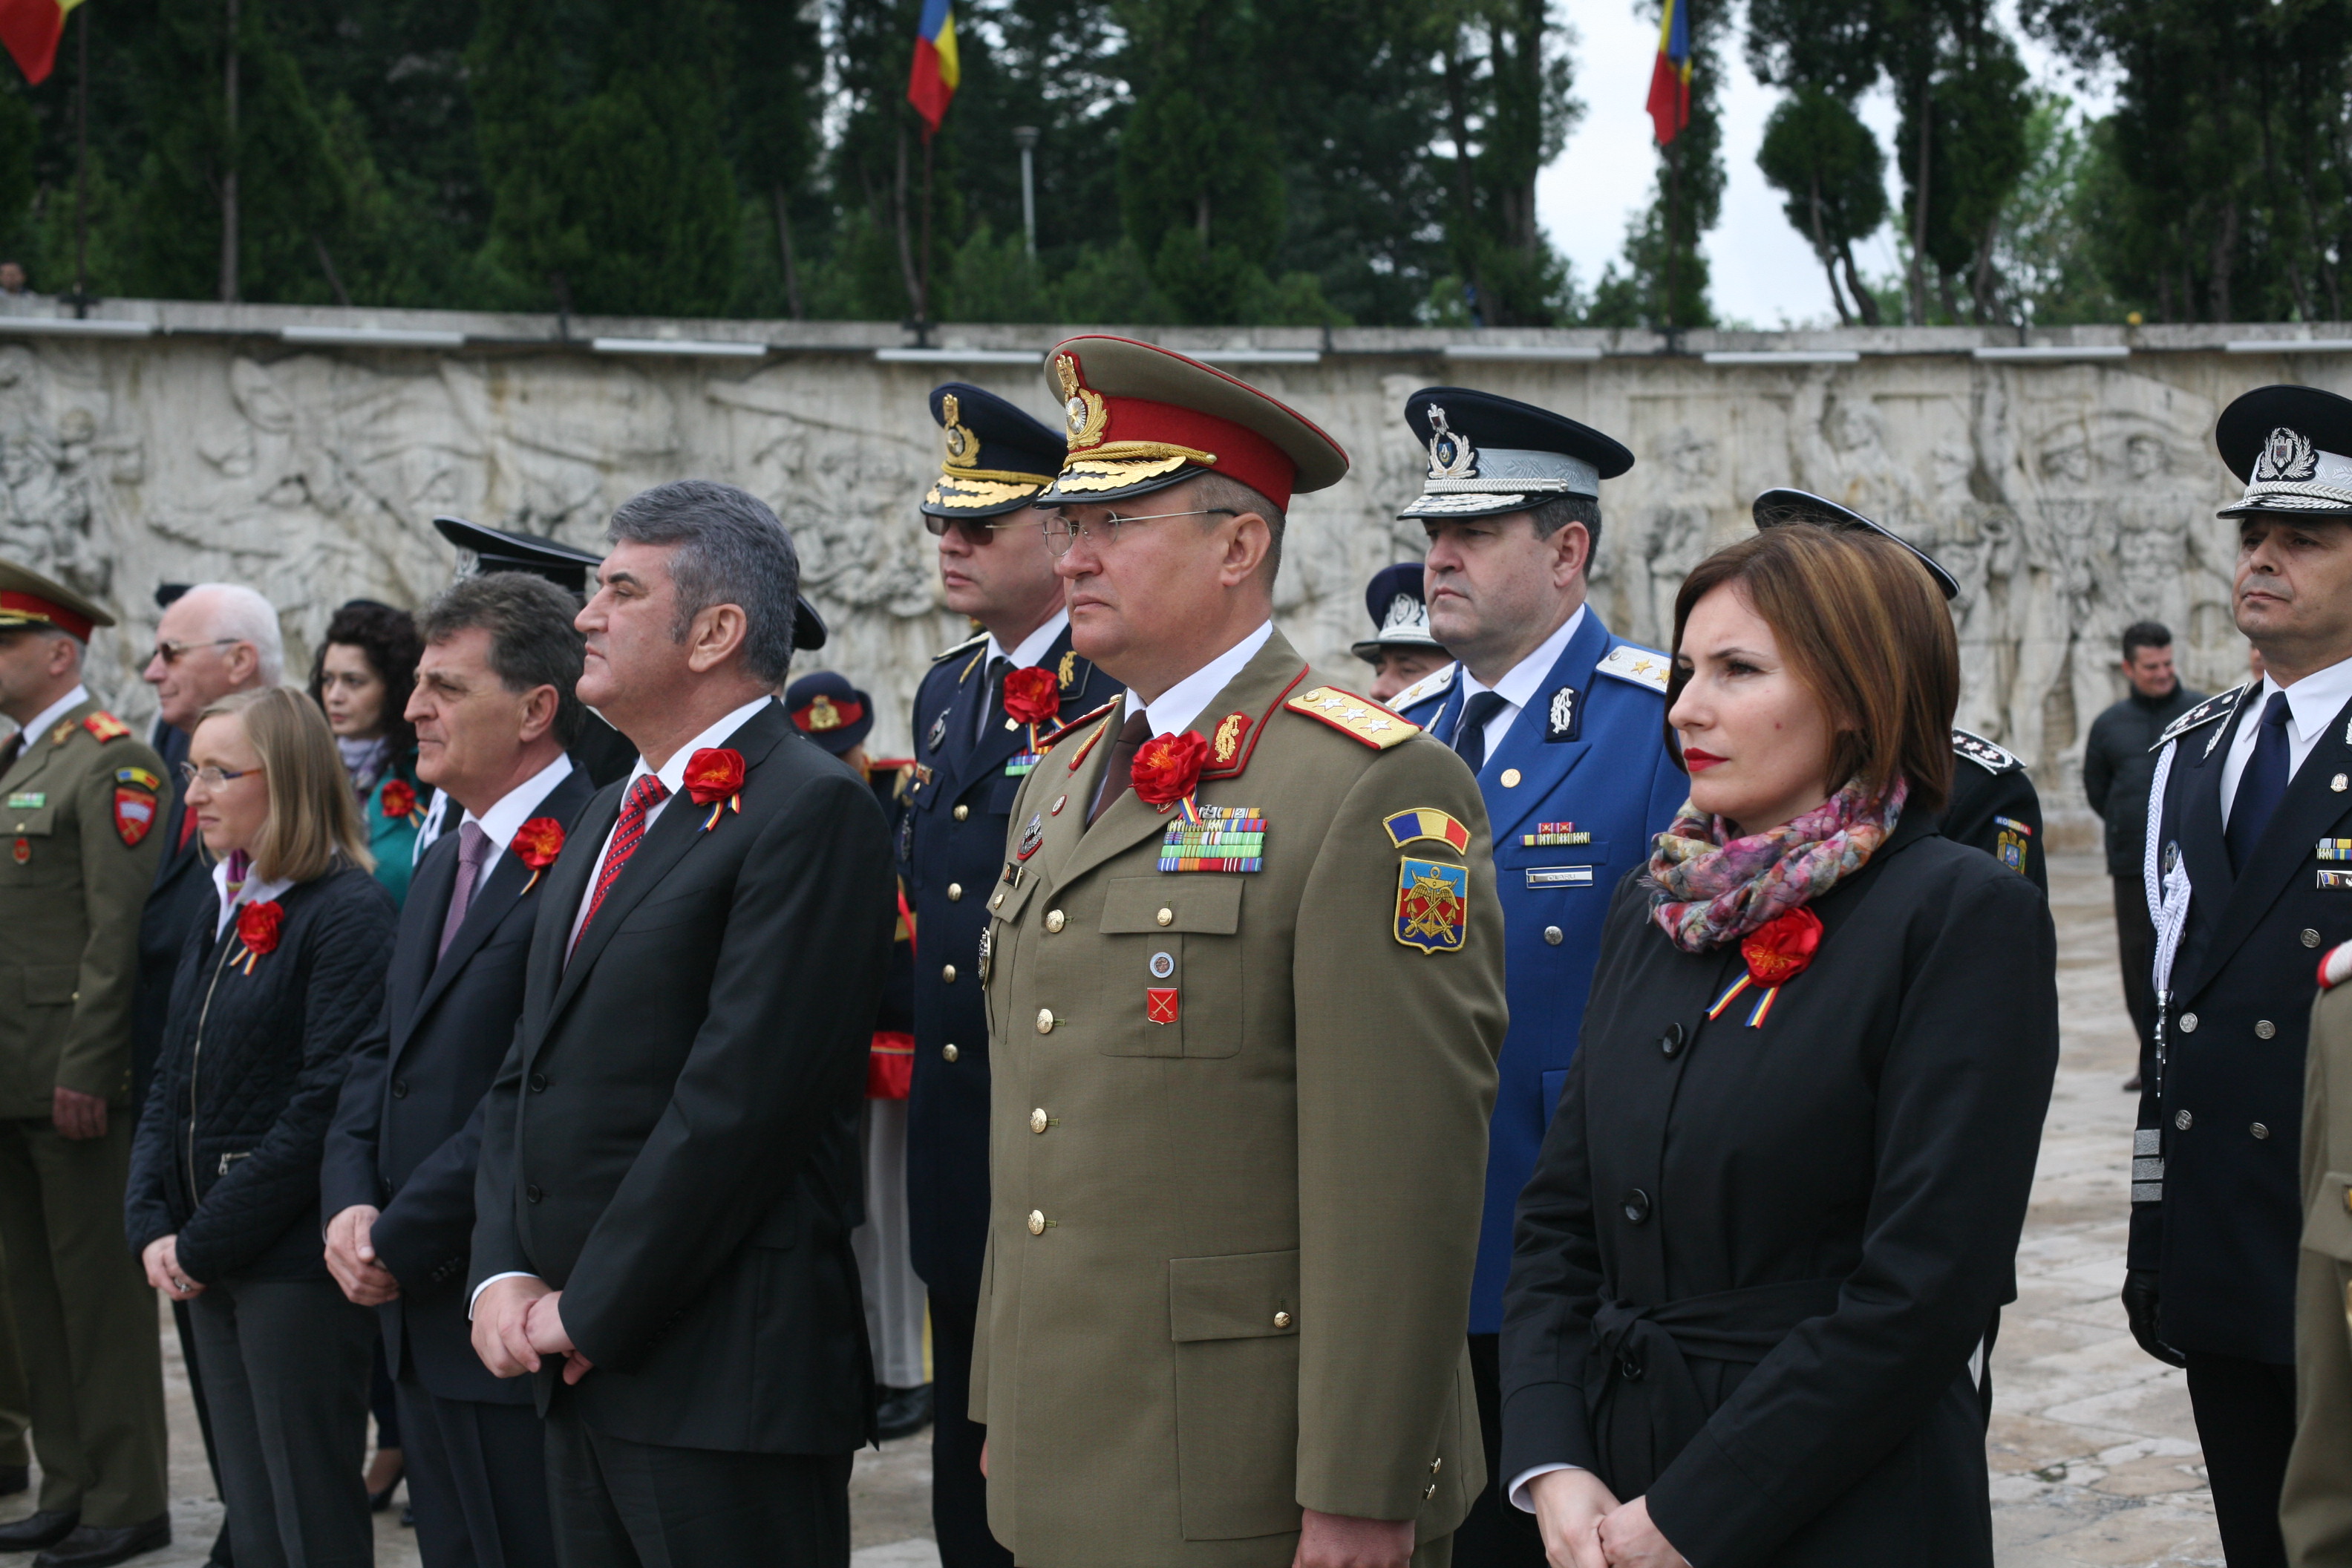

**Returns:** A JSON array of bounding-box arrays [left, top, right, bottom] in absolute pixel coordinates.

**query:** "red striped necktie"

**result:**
[[571, 774, 670, 958]]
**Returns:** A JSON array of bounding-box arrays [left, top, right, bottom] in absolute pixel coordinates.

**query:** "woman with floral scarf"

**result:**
[[1499, 520, 2059, 1568]]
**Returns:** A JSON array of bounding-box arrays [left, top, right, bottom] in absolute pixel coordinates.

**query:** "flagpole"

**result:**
[[918, 128, 935, 333], [1665, 135, 1679, 337], [71, 4, 87, 315]]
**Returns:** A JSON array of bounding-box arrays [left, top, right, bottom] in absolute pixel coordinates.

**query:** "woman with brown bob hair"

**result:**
[[126, 687, 397, 1567], [1497, 520, 2059, 1567]]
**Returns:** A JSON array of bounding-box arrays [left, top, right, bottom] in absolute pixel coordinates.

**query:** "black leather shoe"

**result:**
[[33, 1515, 171, 1568], [0, 1511, 80, 1552], [0, 1463, 29, 1497], [875, 1382, 934, 1440]]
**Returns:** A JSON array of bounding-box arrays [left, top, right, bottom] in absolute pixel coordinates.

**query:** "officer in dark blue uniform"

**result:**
[[898, 383, 1120, 1568], [1388, 387, 1685, 1565], [1352, 561, 1450, 702], [1751, 489, 2049, 894], [2127, 385, 2352, 1568]]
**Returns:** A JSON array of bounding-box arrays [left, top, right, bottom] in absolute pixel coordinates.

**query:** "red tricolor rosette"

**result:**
[[511, 816, 566, 894], [1001, 667, 1062, 728], [235, 899, 284, 974], [685, 748, 746, 831], [379, 778, 418, 822], [1740, 906, 1822, 986], [1131, 730, 1209, 808]]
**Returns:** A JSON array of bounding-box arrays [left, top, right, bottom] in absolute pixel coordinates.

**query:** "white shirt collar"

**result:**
[[2269, 653, 2352, 743], [624, 696, 777, 800], [984, 610, 1068, 673], [457, 751, 577, 866], [1123, 620, 1275, 739], [211, 858, 296, 938], [1458, 604, 1587, 714], [14, 684, 90, 748]]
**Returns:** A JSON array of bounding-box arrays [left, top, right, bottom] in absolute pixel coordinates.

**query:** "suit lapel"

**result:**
[[389, 837, 463, 1054], [1477, 612, 1612, 844], [525, 785, 618, 1044], [412, 769, 599, 1036], [930, 653, 998, 804]]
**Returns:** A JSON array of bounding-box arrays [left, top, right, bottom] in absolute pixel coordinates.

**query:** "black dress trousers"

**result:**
[[927, 1290, 1010, 1568], [396, 1378, 557, 1568]]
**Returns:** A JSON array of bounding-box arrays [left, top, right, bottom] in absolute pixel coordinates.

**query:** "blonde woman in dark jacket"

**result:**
[[126, 687, 396, 1568]]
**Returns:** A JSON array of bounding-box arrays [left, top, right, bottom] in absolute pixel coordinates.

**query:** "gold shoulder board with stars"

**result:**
[[1592, 645, 1670, 694], [1284, 687, 1417, 750], [1039, 696, 1120, 753]]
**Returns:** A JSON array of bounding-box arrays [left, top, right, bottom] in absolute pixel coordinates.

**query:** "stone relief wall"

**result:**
[[0, 313, 2307, 843]]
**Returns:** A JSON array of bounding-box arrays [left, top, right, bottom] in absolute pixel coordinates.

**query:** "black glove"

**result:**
[[2121, 1269, 2187, 1368]]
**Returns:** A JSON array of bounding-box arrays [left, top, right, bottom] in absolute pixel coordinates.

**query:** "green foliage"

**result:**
[[1588, 0, 1725, 331], [1756, 86, 1885, 323]]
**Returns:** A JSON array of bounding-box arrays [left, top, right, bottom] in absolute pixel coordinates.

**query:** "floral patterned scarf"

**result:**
[[1647, 777, 1907, 953]]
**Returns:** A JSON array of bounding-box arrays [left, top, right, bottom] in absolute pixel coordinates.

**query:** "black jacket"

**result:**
[[470, 701, 895, 1454], [128, 864, 397, 1285], [1500, 807, 2057, 1568], [2132, 682, 2352, 1363], [132, 722, 211, 1121], [897, 627, 1119, 1301], [321, 765, 597, 1404], [1941, 729, 2049, 893], [2084, 684, 2204, 878]]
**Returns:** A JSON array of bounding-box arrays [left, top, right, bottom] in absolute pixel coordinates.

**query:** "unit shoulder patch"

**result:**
[[1952, 727, 2023, 774], [81, 710, 131, 744], [1285, 687, 1417, 749], [2155, 684, 2250, 751], [930, 630, 988, 664], [1391, 663, 1457, 711], [1593, 644, 1670, 695], [1038, 697, 1120, 752]]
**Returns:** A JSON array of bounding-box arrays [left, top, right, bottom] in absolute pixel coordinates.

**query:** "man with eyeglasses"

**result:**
[[972, 338, 1505, 1568], [900, 381, 1119, 1567], [0, 558, 173, 1568]]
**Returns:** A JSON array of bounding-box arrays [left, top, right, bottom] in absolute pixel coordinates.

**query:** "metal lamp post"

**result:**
[[1013, 126, 1039, 258]]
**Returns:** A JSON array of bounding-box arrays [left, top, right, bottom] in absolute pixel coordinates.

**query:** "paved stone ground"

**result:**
[[0, 851, 2216, 1567]]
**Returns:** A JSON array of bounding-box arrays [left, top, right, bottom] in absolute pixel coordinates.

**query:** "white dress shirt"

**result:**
[[1454, 605, 1587, 761], [2220, 652, 2352, 825], [9, 683, 91, 755], [210, 859, 295, 939], [980, 611, 1071, 741], [452, 752, 576, 876], [1123, 620, 1275, 739]]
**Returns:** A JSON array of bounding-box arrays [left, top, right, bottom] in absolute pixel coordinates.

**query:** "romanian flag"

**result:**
[[1645, 0, 1692, 146], [906, 0, 959, 136], [0, 0, 79, 85]]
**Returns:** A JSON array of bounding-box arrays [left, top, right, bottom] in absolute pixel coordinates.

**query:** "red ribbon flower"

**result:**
[[1001, 667, 1062, 728], [379, 779, 418, 822], [1131, 730, 1209, 808], [685, 747, 745, 831], [235, 899, 284, 973], [1740, 906, 1823, 987], [511, 816, 566, 894]]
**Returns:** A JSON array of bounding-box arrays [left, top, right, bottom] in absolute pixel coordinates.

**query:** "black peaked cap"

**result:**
[[921, 382, 1065, 518], [1750, 489, 1961, 600]]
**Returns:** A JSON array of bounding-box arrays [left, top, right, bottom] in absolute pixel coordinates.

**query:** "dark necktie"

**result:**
[[437, 822, 492, 960], [0, 731, 21, 778], [572, 774, 670, 957], [2225, 691, 2294, 872], [1088, 711, 1154, 826], [1453, 691, 1509, 776], [979, 656, 1011, 742]]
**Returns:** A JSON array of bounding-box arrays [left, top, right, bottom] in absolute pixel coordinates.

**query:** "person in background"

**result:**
[[2082, 622, 2203, 1094], [787, 671, 930, 1441], [322, 572, 593, 1568], [0, 560, 172, 1568], [1503, 520, 2059, 1568], [126, 687, 397, 1568], [310, 598, 428, 909], [1353, 561, 1448, 702]]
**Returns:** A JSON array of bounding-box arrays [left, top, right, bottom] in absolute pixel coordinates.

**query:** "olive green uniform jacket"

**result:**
[[972, 629, 1506, 1567], [0, 699, 169, 1115], [2286, 973, 2352, 1564]]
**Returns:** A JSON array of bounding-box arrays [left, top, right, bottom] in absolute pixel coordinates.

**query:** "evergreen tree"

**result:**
[[1589, 0, 1726, 330], [1755, 88, 1885, 324]]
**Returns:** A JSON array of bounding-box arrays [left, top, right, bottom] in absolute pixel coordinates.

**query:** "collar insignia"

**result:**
[[1546, 685, 1581, 742]]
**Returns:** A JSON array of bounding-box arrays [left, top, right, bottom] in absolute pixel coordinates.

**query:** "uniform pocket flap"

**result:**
[[1102, 876, 1244, 935], [22, 964, 76, 1004], [2304, 1172, 2352, 1261], [2, 806, 54, 837], [987, 866, 1037, 925], [1168, 1249, 1300, 1342]]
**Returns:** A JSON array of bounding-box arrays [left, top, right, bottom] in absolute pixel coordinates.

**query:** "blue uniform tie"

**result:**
[[2225, 691, 2294, 872], [1453, 691, 1509, 775]]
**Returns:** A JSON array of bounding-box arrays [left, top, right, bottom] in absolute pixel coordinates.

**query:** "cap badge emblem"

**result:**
[[1425, 405, 1479, 480], [1052, 353, 1109, 450], [1382, 592, 1428, 637], [940, 392, 979, 471], [806, 694, 841, 731], [2256, 426, 2321, 485]]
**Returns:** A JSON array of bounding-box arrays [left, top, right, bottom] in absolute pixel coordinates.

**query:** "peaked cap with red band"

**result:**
[[1038, 336, 1350, 511], [0, 557, 111, 642]]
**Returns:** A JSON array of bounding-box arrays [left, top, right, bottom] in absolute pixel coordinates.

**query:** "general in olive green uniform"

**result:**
[[972, 337, 1507, 1567], [2287, 943, 2352, 1564], [0, 560, 171, 1553]]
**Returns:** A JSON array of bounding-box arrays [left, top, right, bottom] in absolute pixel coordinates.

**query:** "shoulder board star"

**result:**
[[1037, 696, 1120, 751], [2154, 682, 2251, 751], [930, 629, 988, 664], [1285, 686, 1417, 750], [1951, 727, 2022, 774], [1593, 644, 1670, 695], [1391, 663, 1457, 710]]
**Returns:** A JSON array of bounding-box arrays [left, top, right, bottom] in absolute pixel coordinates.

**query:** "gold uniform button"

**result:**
[[2256, 1019, 2278, 1039], [990, 892, 1005, 910], [1045, 909, 1066, 933], [942, 1044, 960, 1062], [1030, 1108, 1049, 1134], [1036, 1008, 1056, 1035], [1026, 1209, 1046, 1236], [947, 883, 964, 902], [1431, 1457, 1443, 1475], [1422, 1483, 1437, 1501], [1500, 768, 1522, 788], [1273, 1310, 1292, 1329], [942, 964, 958, 984], [1156, 907, 1174, 927], [953, 804, 970, 821]]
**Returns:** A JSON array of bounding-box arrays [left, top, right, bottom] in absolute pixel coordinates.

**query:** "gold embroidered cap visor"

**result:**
[[2216, 385, 2352, 520], [1037, 336, 1350, 510], [0, 557, 111, 639], [919, 382, 1067, 519]]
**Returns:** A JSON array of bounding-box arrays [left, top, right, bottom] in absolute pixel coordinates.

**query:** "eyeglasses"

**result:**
[[148, 638, 239, 667], [178, 762, 256, 791], [922, 514, 1030, 541], [1041, 507, 1237, 558]]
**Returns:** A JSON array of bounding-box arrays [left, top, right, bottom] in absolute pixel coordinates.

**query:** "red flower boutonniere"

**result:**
[[1001, 667, 1062, 728], [1706, 906, 1823, 1028], [235, 899, 284, 974], [379, 779, 418, 823], [511, 817, 566, 894], [1131, 730, 1209, 809], [685, 747, 745, 831]]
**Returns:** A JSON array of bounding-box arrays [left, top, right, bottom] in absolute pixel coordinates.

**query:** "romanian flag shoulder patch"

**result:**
[[1382, 808, 1471, 854]]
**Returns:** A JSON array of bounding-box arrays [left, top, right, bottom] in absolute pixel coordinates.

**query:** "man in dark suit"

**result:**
[[469, 480, 893, 1566], [2129, 385, 2352, 1568], [321, 572, 595, 1568], [900, 382, 1120, 1568]]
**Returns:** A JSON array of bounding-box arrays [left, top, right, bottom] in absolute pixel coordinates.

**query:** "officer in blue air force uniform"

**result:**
[[1389, 388, 1685, 1566], [2127, 385, 2352, 1568], [898, 382, 1120, 1568]]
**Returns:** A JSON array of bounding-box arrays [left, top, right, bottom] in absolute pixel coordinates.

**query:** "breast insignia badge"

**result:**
[[927, 710, 950, 753], [1394, 858, 1469, 954], [1146, 987, 1180, 1025], [1016, 813, 1045, 861]]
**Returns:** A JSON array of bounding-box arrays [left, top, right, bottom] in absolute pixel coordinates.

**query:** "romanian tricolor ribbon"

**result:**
[[0, 0, 80, 86], [1705, 973, 1783, 1028], [1645, 0, 1692, 147], [906, 0, 959, 135]]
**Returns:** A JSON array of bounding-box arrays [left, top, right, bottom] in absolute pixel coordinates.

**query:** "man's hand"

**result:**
[[1595, 1497, 1688, 1568], [523, 1290, 594, 1386], [471, 1275, 552, 1379], [140, 1235, 203, 1301], [2121, 1268, 2187, 1368], [324, 1205, 400, 1306], [1527, 1469, 1618, 1568], [1293, 1509, 1414, 1568], [52, 1086, 106, 1140]]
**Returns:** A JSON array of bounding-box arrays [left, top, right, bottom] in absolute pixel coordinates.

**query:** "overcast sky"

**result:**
[[1535, 0, 2119, 327]]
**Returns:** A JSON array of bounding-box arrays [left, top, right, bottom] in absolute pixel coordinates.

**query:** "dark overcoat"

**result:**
[[1500, 807, 2057, 1568]]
